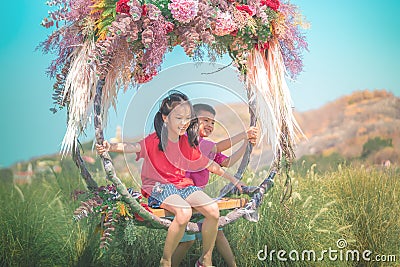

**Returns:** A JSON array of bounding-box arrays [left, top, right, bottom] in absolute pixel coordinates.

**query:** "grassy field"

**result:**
[[1, 161, 399, 266]]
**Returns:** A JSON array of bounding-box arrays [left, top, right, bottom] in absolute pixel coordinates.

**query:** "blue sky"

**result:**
[[0, 0, 399, 167]]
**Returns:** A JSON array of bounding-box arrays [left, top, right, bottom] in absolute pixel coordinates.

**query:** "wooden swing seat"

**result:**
[[149, 197, 248, 218]]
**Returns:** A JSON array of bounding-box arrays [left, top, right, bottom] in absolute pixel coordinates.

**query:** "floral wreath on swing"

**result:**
[[39, 0, 309, 251]]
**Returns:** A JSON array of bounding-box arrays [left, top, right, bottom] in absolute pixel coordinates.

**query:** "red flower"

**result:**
[[136, 70, 157, 84], [116, 0, 130, 14], [164, 21, 174, 34], [261, 0, 280, 11], [141, 203, 151, 211], [255, 42, 270, 51], [134, 213, 144, 221], [236, 5, 256, 16], [230, 29, 238, 37], [134, 203, 153, 221], [142, 4, 147, 16]]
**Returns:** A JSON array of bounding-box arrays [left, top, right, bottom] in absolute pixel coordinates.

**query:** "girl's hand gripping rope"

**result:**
[[96, 140, 110, 155]]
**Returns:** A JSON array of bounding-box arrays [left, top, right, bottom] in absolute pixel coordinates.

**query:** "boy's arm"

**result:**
[[215, 126, 258, 153], [206, 160, 245, 192], [96, 140, 141, 154], [215, 132, 246, 153], [219, 141, 247, 167]]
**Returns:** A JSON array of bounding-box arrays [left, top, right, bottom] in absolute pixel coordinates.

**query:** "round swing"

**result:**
[[39, 0, 308, 248]]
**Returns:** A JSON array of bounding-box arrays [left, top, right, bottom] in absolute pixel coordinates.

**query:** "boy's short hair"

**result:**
[[193, 103, 216, 116]]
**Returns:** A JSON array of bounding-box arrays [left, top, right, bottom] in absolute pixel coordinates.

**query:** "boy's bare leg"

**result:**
[[171, 240, 195, 267], [216, 230, 237, 267], [186, 191, 219, 266], [160, 195, 193, 267]]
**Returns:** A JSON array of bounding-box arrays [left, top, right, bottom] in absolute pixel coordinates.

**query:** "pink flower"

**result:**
[[141, 28, 154, 47], [213, 11, 237, 36], [236, 5, 256, 16], [168, 0, 199, 23], [128, 1, 142, 21], [261, 0, 280, 11], [116, 0, 130, 14], [145, 4, 162, 20]]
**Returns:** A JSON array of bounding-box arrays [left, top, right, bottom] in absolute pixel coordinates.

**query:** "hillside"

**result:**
[[209, 89, 400, 170], [7, 90, 399, 178], [295, 90, 399, 160]]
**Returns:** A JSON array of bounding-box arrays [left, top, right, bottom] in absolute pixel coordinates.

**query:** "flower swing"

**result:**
[[39, 0, 308, 248]]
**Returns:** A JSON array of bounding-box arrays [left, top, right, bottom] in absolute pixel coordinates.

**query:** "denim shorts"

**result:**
[[147, 183, 201, 208]]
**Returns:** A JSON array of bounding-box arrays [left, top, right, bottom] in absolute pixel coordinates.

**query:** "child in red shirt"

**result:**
[[172, 103, 258, 267], [96, 91, 245, 267]]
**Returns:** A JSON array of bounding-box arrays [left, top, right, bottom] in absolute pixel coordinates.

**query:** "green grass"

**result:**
[[0, 163, 399, 266], [327, 167, 400, 260]]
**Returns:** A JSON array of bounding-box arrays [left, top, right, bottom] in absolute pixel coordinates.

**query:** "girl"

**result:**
[[96, 91, 244, 267], [172, 103, 258, 267]]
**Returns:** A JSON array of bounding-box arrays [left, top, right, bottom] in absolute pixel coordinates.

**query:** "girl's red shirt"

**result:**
[[136, 132, 210, 197]]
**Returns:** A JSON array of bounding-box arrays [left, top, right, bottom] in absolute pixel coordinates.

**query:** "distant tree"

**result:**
[[361, 137, 393, 159]]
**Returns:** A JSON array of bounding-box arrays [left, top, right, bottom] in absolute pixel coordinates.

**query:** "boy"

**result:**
[[171, 103, 258, 267]]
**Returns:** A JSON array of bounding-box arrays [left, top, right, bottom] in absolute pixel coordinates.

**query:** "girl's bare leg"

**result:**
[[171, 240, 195, 267], [160, 194, 193, 267], [215, 230, 237, 267], [186, 191, 219, 266]]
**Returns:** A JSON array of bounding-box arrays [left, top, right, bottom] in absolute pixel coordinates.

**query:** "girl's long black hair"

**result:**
[[154, 90, 199, 151]]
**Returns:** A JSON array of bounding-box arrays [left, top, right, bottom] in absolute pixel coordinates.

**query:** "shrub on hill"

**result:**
[[361, 137, 392, 159]]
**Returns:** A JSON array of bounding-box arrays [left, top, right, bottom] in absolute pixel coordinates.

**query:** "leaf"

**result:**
[[97, 16, 116, 35], [102, 7, 114, 18]]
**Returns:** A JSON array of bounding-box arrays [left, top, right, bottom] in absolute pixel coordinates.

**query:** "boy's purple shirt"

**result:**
[[186, 137, 228, 188]]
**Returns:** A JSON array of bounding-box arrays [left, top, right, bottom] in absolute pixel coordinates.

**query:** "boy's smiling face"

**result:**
[[196, 110, 215, 138]]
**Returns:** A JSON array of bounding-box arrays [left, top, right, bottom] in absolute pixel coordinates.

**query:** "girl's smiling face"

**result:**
[[163, 103, 193, 141]]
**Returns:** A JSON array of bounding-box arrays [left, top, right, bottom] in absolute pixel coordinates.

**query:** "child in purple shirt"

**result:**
[[172, 104, 258, 267], [185, 137, 228, 188]]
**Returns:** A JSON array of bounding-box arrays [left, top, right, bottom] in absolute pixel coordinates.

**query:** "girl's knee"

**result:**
[[174, 208, 192, 225], [205, 202, 219, 220]]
